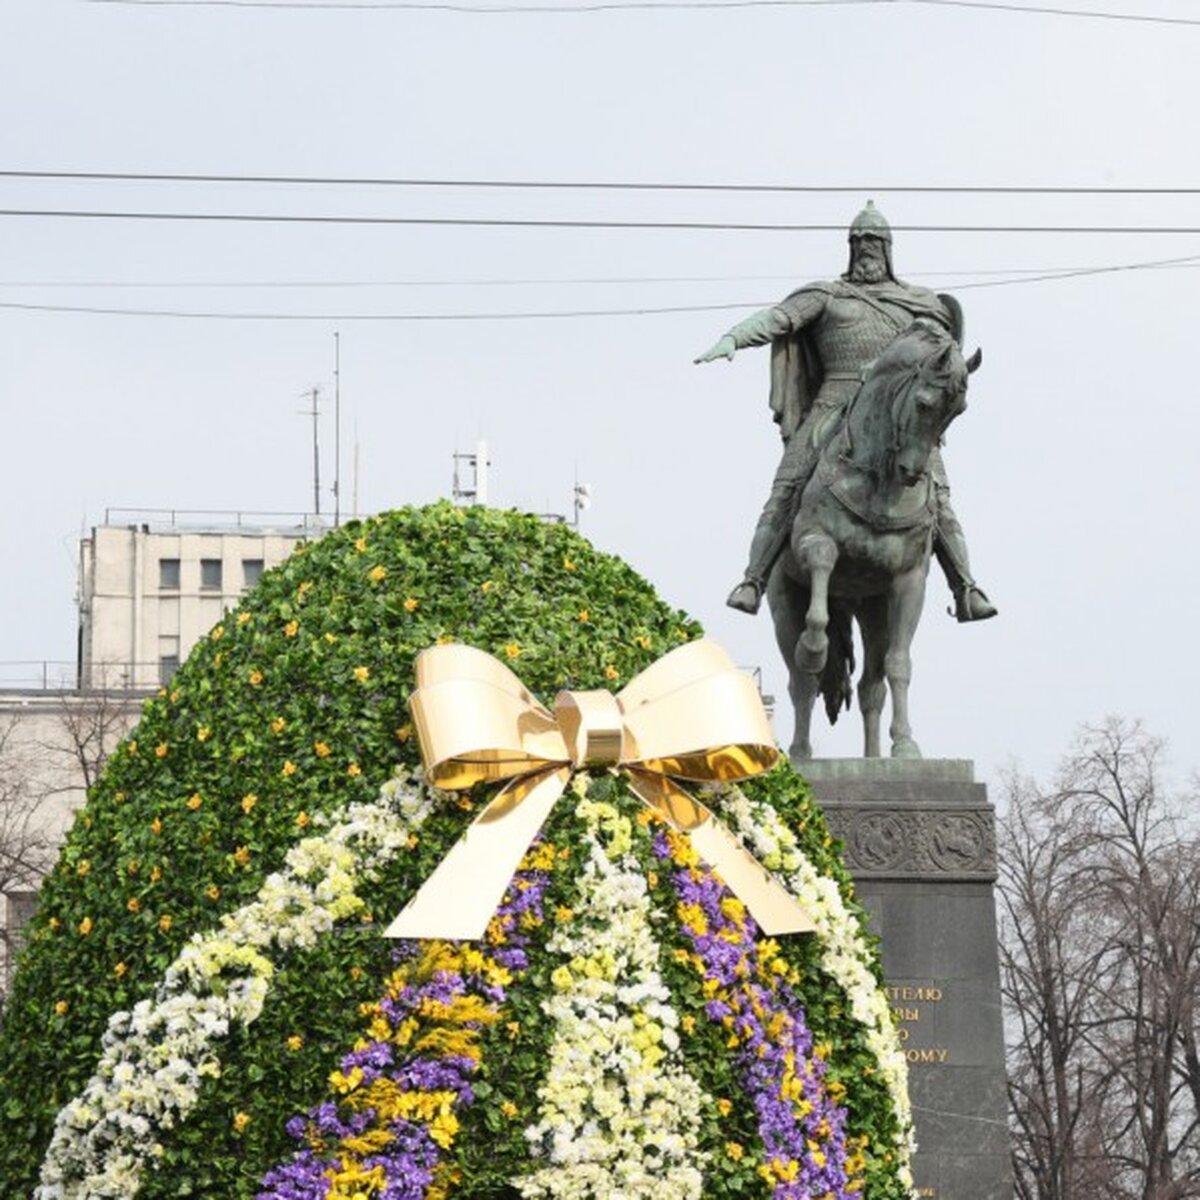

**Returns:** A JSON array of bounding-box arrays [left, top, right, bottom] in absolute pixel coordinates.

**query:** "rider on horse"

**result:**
[[694, 201, 996, 624]]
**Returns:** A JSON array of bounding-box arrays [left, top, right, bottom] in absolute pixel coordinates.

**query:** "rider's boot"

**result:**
[[933, 522, 997, 623], [726, 517, 790, 615]]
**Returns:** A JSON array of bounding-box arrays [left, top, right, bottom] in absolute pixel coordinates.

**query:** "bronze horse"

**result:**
[[767, 318, 981, 760]]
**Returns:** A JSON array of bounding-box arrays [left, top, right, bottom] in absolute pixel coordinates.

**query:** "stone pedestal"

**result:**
[[802, 759, 1013, 1200]]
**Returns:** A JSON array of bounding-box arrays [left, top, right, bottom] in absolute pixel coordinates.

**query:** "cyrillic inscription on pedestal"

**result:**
[[802, 759, 1013, 1200]]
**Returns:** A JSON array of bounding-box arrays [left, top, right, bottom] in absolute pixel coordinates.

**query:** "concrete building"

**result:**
[[1, 509, 323, 995], [78, 509, 322, 689]]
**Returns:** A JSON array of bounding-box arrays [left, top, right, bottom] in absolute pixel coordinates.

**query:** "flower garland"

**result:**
[[258, 840, 557, 1200], [518, 781, 709, 1200], [654, 825, 861, 1198], [35, 772, 437, 1200], [719, 785, 916, 1190]]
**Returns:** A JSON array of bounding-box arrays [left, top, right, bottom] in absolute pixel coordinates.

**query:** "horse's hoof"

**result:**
[[725, 580, 763, 615], [789, 743, 814, 765], [891, 737, 922, 759]]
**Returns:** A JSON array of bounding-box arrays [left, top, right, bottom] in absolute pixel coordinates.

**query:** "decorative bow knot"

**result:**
[[384, 639, 814, 941]]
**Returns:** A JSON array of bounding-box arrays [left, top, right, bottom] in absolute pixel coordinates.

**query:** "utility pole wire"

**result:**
[[8, 168, 1200, 194], [79, 0, 1200, 23], [5, 207, 1200, 234]]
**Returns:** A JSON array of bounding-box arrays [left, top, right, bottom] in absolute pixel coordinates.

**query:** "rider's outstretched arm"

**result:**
[[694, 291, 825, 363]]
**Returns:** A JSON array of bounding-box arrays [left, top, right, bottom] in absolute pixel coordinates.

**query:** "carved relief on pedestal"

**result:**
[[824, 806, 996, 877]]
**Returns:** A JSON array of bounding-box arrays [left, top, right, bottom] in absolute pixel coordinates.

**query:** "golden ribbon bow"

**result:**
[[384, 639, 814, 941]]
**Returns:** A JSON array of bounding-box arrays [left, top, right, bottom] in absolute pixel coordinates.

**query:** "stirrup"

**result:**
[[726, 578, 764, 615], [952, 585, 997, 623]]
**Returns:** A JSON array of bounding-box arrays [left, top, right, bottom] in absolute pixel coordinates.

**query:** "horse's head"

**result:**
[[847, 318, 979, 487]]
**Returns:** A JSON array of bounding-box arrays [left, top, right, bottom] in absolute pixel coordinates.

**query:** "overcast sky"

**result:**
[[1, 0, 1197, 788]]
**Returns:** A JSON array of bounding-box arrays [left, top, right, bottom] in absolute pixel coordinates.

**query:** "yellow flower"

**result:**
[[151, 817, 163, 835], [403, 596, 419, 612], [126, 740, 138, 756], [634, 634, 653, 651], [154, 743, 169, 759], [682, 1015, 697, 1035], [234, 845, 251, 867], [297, 580, 313, 596], [555, 906, 574, 923], [353, 665, 370, 682], [150, 866, 162, 883], [369, 565, 388, 583], [577, 609, 589, 623], [213, 652, 223, 668], [287, 1034, 304, 1052], [241, 793, 258, 814], [210, 624, 225, 641], [347, 762, 362, 778], [504, 643, 521, 660], [282, 760, 297, 777], [114, 962, 127, 979], [115, 791, 126, 803], [48, 917, 60, 930], [127, 860, 139, 877], [395, 724, 413, 742], [296, 811, 310, 829], [237, 610, 252, 626], [563, 556, 576, 571], [717, 1097, 733, 1116], [54, 1000, 68, 1016], [232, 1111, 251, 1133], [157, 687, 167, 698], [354, 536, 368, 553], [76, 860, 90, 877], [284, 620, 299, 637], [604, 664, 619, 681], [197, 726, 211, 742], [206, 884, 221, 901], [506, 1021, 521, 1040], [187, 793, 203, 811], [158, 914, 173, 932], [500, 1101, 518, 1118], [78, 917, 93, 936], [314, 741, 331, 758], [726, 1142, 745, 1161], [480, 580, 494, 593], [436, 634, 455, 645], [249, 670, 264, 687]]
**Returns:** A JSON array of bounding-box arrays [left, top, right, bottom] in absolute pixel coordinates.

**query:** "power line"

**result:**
[[3, 254, 1200, 289], [79, 0, 1200, 22], [5, 207, 1200, 234], [7, 169, 1200, 194], [0, 251, 1190, 319]]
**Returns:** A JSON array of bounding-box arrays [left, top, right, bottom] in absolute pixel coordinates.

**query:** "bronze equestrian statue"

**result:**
[[695, 203, 993, 758], [695, 201, 994, 625]]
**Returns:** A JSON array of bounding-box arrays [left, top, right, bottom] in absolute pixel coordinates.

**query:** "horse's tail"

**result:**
[[821, 606, 855, 726]]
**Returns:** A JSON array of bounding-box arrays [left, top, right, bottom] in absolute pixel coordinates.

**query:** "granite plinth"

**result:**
[[801, 759, 1013, 1200]]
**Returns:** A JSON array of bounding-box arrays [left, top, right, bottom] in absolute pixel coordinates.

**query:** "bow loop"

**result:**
[[386, 639, 814, 941]]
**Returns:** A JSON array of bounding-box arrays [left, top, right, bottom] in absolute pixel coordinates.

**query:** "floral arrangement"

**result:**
[[0, 504, 914, 1199]]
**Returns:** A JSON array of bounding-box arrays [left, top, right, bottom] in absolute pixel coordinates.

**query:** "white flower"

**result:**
[[35, 770, 437, 1200]]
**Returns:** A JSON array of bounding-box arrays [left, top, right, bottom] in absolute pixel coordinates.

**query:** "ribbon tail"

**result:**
[[384, 766, 571, 941], [626, 771, 815, 936]]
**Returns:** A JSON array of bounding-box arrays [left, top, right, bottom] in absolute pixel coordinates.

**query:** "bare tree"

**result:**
[[1001, 719, 1200, 1200]]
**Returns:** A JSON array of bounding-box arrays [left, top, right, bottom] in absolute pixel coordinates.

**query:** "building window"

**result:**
[[242, 559, 264, 589], [159, 635, 180, 685], [159, 558, 180, 590], [200, 559, 223, 591]]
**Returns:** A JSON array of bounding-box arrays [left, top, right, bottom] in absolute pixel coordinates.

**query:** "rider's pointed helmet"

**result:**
[[849, 199, 892, 243]]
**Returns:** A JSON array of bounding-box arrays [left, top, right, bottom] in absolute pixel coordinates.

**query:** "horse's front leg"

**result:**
[[886, 566, 927, 759], [856, 596, 889, 758], [788, 533, 838, 759]]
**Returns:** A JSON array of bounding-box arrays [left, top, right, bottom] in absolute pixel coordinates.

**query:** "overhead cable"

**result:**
[[80, 0, 1200, 23], [5, 207, 1200, 234], [6, 169, 1200, 195], [0, 251, 1191, 319]]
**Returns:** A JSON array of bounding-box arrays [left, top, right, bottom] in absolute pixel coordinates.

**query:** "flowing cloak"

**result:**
[[767, 278, 959, 442]]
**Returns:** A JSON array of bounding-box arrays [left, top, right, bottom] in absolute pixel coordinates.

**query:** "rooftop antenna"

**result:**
[[333, 332, 342, 527], [298, 386, 321, 517], [452, 439, 489, 506], [573, 474, 592, 528]]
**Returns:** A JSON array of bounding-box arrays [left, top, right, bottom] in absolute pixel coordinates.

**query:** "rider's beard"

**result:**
[[847, 253, 889, 284]]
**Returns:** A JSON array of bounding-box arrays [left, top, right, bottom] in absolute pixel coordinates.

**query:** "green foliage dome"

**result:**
[[0, 504, 914, 1200]]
